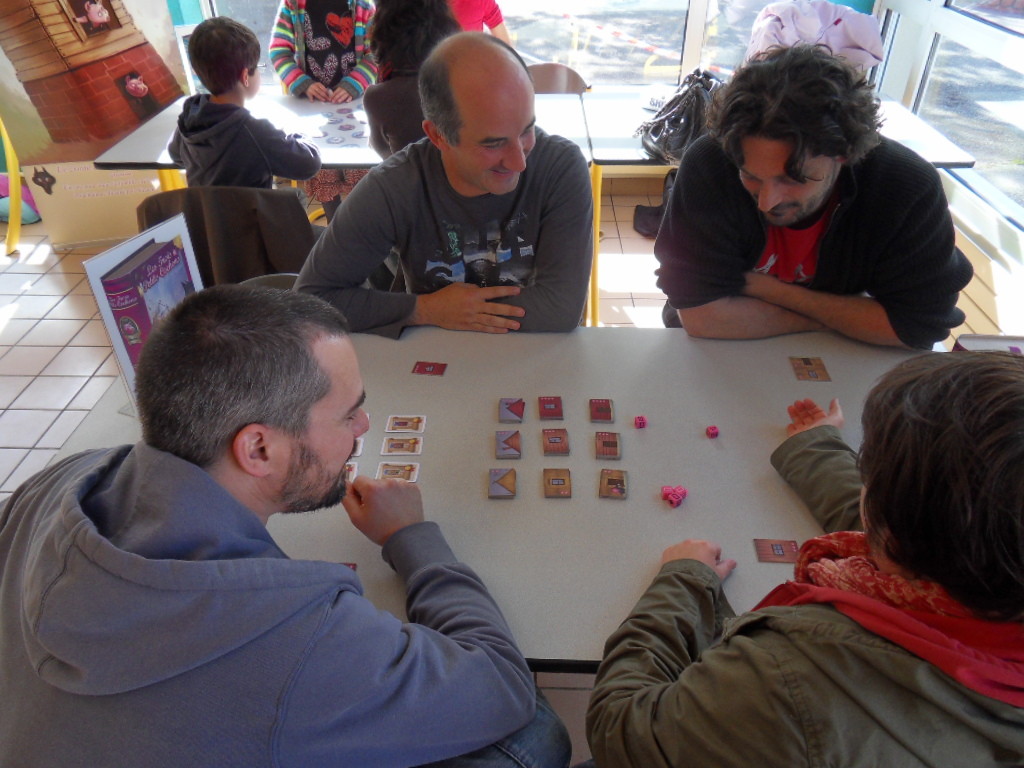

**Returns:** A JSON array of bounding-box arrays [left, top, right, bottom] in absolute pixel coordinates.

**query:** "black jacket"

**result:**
[[655, 135, 973, 349], [169, 94, 321, 188]]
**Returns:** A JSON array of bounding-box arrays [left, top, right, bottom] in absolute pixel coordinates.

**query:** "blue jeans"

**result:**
[[417, 690, 572, 768]]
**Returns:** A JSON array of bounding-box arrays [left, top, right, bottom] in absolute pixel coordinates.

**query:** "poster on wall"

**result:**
[[27, 163, 160, 246], [0, 0, 187, 243]]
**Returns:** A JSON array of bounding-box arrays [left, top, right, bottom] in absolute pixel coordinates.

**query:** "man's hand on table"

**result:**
[[343, 476, 424, 546], [662, 539, 736, 582], [785, 397, 844, 437], [412, 283, 526, 333]]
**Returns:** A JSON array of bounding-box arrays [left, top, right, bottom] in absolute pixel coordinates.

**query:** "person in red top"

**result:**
[[449, 0, 511, 44], [655, 45, 973, 349], [588, 351, 1024, 767]]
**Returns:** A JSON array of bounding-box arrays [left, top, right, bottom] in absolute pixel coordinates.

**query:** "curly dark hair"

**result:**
[[859, 351, 1024, 621], [708, 44, 882, 180], [187, 17, 260, 96], [369, 0, 461, 76]]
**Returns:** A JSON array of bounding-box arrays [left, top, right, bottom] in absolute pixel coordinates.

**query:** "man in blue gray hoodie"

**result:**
[[0, 285, 569, 767]]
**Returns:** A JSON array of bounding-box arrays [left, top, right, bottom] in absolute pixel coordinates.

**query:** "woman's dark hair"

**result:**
[[709, 44, 881, 180], [369, 0, 460, 76], [859, 351, 1024, 621]]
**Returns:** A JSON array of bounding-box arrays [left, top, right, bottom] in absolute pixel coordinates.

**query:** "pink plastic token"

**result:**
[[706, 425, 719, 438]]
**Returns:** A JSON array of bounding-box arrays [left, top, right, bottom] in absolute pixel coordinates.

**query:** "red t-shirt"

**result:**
[[449, 0, 504, 31], [754, 191, 839, 284]]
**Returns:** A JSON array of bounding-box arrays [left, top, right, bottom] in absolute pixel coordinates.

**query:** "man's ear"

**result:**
[[423, 120, 449, 151], [229, 423, 278, 479], [240, 68, 251, 88]]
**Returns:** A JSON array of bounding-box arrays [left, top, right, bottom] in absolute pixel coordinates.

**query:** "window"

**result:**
[[877, 0, 1024, 231], [505, 0, 688, 84]]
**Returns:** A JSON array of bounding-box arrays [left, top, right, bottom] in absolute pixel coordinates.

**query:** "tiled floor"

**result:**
[[0, 186, 666, 764], [0, 229, 119, 504]]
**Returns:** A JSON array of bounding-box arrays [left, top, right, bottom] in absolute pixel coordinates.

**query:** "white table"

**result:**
[[58, 327, 917, 670], [94, 93, 592, 189], [582, 85, 976, 169]]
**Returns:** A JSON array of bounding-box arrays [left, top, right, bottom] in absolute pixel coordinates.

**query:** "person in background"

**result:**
[[363, 0, 461, 159], [297, 32, 593, 338], [269, 0, 378, 219], [655, 44, 972, 349], [0, 285, 572, 768], [450, 0, 512, 44], [587, 351, 1024, 767], [169, 17, 320, 188]]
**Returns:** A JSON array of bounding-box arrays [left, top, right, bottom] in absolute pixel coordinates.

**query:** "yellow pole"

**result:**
[[1, 117, 22, 257]]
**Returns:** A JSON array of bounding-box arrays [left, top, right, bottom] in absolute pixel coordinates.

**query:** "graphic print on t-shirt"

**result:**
[[424, 212, 536, 288]]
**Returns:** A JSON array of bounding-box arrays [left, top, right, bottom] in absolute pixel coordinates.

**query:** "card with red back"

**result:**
[[538, 396, 564, 420], [589, 398, 614, 422], [412, 361, 447, 375]]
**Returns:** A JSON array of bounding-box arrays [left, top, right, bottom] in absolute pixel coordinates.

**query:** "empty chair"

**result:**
[[137, 186, 318, 287], [527, 62, 589, 94]]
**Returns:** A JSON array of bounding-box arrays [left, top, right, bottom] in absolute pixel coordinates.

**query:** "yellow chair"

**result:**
[[1, 116, 23, 257], [527, 62, 589, 95], [527, 63, 600, 324], [280, 78, 325, 222]]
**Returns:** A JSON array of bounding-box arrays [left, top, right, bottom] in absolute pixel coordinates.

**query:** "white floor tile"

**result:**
[[619, 237, 656, 256], [96, 356, 121, 376], [597, 252, 660, 295], [37, 410, 88, 449], [11, 376, 89, 410], [0, 318, 36, 345], [42, 346, 109, 377], [19, 318, 87, 346], [68, 376, 116, 410], [598, 299, 636, 325], [624, 302, 669, 328], [0, 376, 34, 409], [0, 272, 37, 294], [0, 346, 60, 376], [0, 448, 29, 485], [2, 449, 58, 492], [69, 320, 111, 346], [0, 409, 59, 448], [45, 294, 98, 320], [0, 246, 61, 274], [25, 272, 87, 297], [0, 294, 63, 319]]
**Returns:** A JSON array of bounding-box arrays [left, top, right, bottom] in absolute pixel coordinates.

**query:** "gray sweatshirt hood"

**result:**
[[16, 443, 358, 696]]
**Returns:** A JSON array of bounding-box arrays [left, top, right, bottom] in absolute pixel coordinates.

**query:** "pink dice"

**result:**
[[661, 485, 688, 507], [634, 415, 648, 429], [706, 425, 719, 438]]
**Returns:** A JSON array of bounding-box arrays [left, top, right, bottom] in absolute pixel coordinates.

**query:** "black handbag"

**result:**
[[636, 69, 722, 165]]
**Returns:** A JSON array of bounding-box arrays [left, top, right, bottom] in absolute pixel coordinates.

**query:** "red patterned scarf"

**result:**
[[756, 531, 1024, 706]]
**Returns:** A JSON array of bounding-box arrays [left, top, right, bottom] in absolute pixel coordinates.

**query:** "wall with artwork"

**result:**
[[0, 0, 188, 244]]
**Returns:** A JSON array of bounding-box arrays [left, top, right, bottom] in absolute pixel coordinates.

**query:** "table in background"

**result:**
[[94, 93, 593, 191], [58, 327, 916, 670], [94, 94, 383, 191]]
